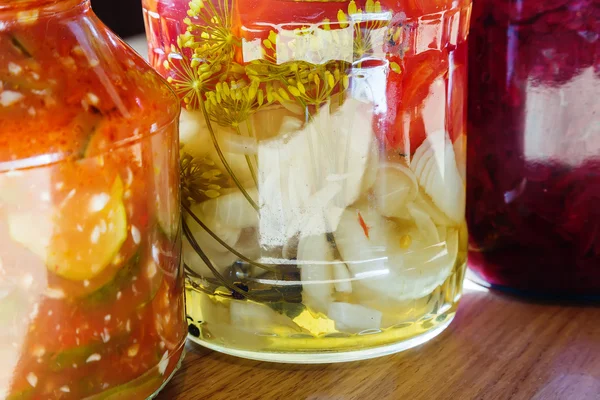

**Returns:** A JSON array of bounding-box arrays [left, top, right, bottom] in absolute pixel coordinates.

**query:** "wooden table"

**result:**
[[155, 281, 600, 400]]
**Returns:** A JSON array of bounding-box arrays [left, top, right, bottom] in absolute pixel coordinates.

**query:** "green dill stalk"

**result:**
[[235, 125, 258, 187], [198, 96, 259, 211], [245, 118, 259, 168], [182, 220, 257, 301], [183, 204, 276, 273]]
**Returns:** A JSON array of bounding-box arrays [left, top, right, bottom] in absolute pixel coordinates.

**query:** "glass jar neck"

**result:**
[[0, 0, 89, 21]]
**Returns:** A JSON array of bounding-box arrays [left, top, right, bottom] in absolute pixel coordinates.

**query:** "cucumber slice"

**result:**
[[46, 176, 128, 281], [47, 342, 102, 372], [77, 113, 105, 158], [152, 131, 180, 240], [43, 331, 130, 373]]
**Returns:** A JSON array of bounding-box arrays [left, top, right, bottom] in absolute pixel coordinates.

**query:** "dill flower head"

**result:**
[[180, 153, 230, 204], [182, 0, 240, 65]]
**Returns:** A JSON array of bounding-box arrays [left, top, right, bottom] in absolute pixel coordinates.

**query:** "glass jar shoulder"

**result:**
[[0, 6, 179, 170]]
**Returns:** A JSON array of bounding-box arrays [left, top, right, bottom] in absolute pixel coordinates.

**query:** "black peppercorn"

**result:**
[[188, 323, 200, 337], [232, 283, 249, 300]]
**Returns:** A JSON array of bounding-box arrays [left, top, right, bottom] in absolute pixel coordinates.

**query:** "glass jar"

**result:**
[[0, 1, 186, 398], [143, 0, 472, 362], [467, 0, 600, 297]]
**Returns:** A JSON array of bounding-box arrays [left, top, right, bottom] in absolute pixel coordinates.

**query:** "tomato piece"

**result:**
[[238, 0, 343, 26], [374, 54, 403, 146], [381, 0, 455, 18], [378, 50, 449, 153], [405, 106, 429, 155], [402, 50, 449, 109]]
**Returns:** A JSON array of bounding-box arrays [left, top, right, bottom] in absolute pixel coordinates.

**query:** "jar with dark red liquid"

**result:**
[[467, 0, 600, 296]]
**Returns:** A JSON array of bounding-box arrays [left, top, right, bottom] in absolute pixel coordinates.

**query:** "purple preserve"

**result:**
[[467, 0, 600, 296]]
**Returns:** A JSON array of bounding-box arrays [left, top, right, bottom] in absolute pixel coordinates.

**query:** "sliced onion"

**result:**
[[178, 108, 206, 151], [374, 162, 418, 219], [279, 116, 303, 135], [359, 144, 381, 194], [219, 130, 257, 155], [198, 188, 258, 229], [334, 206, 403, 300], [298, 234, 335, 314], [411, 137, 432, 179], [453, 134, 467, 183], [327, 302, 382, 333], [412, 190, 454, 226], [410, 130, 465, 223], [251, 105, 304, 140], [335, 203, 457, 302], [186, 204, 242, 256], [179, 109, 258, 185], [230, 301, 300, 333], [332, 263, 353, 293], [257, 99, 375, 244], [279, 100, 305, 116], [182, 239, 237, 277], [400, 227, 458, 299], [407, 203, 440, 245]]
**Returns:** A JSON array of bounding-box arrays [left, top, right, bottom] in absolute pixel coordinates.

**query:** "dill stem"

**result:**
[[199, 95, 259, 211]]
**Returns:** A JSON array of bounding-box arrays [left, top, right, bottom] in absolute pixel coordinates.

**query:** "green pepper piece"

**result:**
[[80, 252, 141, 309], [47, 342, 102, 372], [10, 34, 33, 58], [76, 111, 105, 158], [82, 367, 164, 400]]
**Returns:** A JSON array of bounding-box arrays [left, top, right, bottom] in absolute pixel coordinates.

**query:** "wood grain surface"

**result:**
[[155, 281, 600, 400]]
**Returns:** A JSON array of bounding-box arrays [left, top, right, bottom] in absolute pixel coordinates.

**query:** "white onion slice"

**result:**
[[327, 302, 382, 333], [334, 204, 457, 302], [258, 99, 375, 245], [230, 301, 299, 333], [373, 162, 418, 219], [179, 109, 257, 185], [298, 234, 334, 314], [198, 188, 258, 229], [182, 240, 237, 276], [453, 134, 467, 183], [185, 204, 241, 260], [407, 203, 440, 245], [410, 130, 465, 223], [332, 263, 352, 293]]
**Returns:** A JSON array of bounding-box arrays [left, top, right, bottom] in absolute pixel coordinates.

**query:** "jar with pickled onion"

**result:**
[[0, 0, 186, 398], [143, 0, 471, 362]]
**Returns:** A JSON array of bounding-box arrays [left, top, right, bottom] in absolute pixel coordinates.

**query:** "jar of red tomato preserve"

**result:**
[[467, 0, 600, 297], [0, 1, 186, 398]]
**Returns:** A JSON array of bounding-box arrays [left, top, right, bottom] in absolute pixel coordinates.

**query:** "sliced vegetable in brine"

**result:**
[[47, 170, 128, 281]]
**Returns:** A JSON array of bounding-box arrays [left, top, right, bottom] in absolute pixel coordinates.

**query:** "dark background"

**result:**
[[91, 0, 145, 38]]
